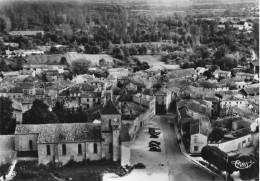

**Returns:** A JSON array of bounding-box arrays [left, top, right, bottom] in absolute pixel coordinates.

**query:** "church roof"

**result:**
[[15, 123, 101, 143], [100, 101, 121, 115]]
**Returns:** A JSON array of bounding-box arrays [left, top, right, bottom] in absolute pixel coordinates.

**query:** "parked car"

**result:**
[[149, 127, 161, 134], [149, 145, 160, 149], [150, 134, 159, 138], [149, 140, 160, 145], [149, 147, 161, 152], [134, 163, 146, 169], [149, 142, 160, 147]]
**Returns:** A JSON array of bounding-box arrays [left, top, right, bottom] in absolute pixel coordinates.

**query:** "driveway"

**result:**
[[158, 116, 224, 181]]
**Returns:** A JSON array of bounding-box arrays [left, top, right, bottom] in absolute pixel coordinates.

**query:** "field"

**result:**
[[25, 53, 121, 66]]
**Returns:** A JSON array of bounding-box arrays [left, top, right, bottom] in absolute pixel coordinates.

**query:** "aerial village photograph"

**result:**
[[0, 0, 259, 180]]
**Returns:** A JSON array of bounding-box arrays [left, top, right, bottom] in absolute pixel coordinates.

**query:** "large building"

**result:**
[[14, 101, 122, 164]]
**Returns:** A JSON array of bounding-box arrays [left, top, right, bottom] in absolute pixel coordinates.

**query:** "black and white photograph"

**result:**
[[0, 0, 259, 180]]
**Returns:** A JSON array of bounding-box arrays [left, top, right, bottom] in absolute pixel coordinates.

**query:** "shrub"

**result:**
[[0, 163, 11, 177]]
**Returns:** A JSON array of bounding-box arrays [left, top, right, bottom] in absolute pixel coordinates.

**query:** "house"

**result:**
[[12, 98, 23, 123], [220, 95, 248, 108], [108, 68, 129, 79], [154, 89, 171, 111], [250, 61, 259, 74], [186, 99, 213, 118], [9, 31, 44, 36], [189, 119, 209, 154], [239, 84, 259, 97], [176, 105, 193, 126], [166, 68, 197, 80], [213, 70, 231, 79], [133, 92, 156, 116], [81, 92, 101, 109], [196, 67, 208, 75], [209, 128, 252, 153], [1, 71, 19, 78], [235, 72, 258, 81]]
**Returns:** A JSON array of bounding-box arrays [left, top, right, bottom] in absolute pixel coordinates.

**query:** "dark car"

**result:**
[[149, 127, 161, 134], [134, 163, 146, 169], [150, 134, 159, 138], [149, 147, 161, 152], [149, 141, 160, 145], [149, 142, 160, 147]]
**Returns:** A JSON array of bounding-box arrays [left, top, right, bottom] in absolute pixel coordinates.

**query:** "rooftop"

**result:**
[[15, 123, 101, 143], [100, 101, 121, 115], [219, 128, 251, 143], [167, 68, 197, 79]]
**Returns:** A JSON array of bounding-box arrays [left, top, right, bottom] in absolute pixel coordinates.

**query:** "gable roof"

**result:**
[[240, 86, 259, 95], [15, 123, 101, 143], [100, 101, 121, 115], [166, 68, 197, 79]]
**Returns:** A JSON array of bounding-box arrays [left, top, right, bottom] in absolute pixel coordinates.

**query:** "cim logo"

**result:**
[[231, 160, 255, 170]]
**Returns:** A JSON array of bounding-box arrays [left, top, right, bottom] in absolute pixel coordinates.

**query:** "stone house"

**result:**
[[213, 70, 231, 79], [189, 119, 209, 154], [220, 96, 248, 108], [166, 68, 197, 81], [209, 128, 252, 153], [108, 68, 129, 79], [154, 89, 171, 111], [235, 72, 258, 82]]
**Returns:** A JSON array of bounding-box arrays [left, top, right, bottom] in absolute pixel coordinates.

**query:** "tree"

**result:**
[[209, 21, 218, 37], [71, 59, 91, 75], [253, 21, 259, 50], [201, 146, 228, 171], [213, 47, 226, 60], [60, 57, 67, 64], [0, 59, 9, 71], [209, 128, 224, 142], [0, 97, 16, 135], [0, 15, 11, 33], [23, 99, 58, 124], [52, 101, 72, 123]]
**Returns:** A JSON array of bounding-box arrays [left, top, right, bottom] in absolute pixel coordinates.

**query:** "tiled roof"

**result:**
[[236, 72, 255, 77], [166, 68, 197, 79], [100, 101, 121, 115], [15, 123, 101, 143], [118, 94, 133, 102], [241, 86, 259, 95], [251, 61, 259, 66], [213, 70, 231, 75], [219, 128, 251, 143], [178, 106, 191, 119]]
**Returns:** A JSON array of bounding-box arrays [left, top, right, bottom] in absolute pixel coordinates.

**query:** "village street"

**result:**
[[158, 115, 224, 181]]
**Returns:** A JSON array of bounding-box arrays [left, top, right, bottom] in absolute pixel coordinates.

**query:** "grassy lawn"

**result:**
[[13, 160, 129, 181]]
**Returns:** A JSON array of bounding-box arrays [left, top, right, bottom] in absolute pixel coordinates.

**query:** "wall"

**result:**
[[121, 141, 130, 166], [101, 133, 112, 160], [0, 135, 16, 166], [13, 109, 22, 123], [190, 133, 207, 154], [209, 134, 251, 153], [113, 129, 120, 161], [15, 134, 39, 151], [101, 114, 121, 132], [85, 142, 102, 161], [232, 120, 251, 131], [220, 100, 248, 108]]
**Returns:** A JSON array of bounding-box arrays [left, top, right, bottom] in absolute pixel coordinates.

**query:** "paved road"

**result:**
[[157, 116, 224, 181]]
